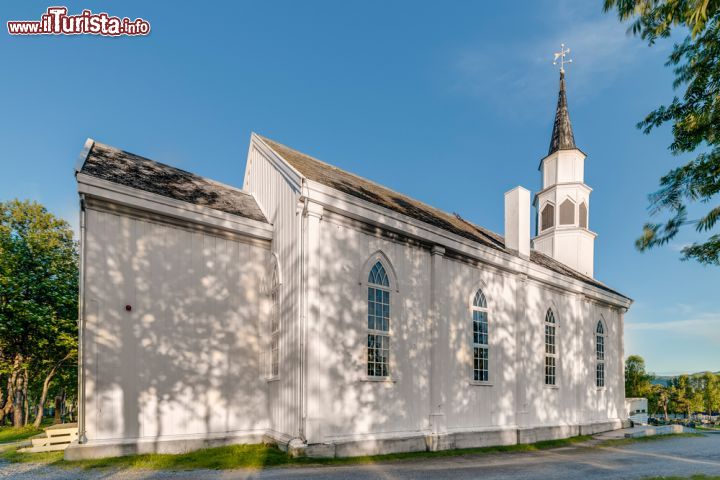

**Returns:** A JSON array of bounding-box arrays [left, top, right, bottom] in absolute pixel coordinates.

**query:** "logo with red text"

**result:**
[[7, 7, 150, 36]]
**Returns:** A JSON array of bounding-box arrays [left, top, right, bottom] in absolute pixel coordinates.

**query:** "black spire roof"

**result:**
[[548, 71, 576, 155]]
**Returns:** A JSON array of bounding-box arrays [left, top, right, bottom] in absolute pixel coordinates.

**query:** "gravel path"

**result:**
[[1, 433, 719, 479]]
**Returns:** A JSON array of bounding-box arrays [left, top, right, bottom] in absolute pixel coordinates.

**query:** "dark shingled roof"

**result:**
[[79, 141, 268, 223], [548, 71, 576, 155], [258, 135, 629, 300]]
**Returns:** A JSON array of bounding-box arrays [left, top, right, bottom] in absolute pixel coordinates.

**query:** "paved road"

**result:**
[[1, 434, 719, 479]]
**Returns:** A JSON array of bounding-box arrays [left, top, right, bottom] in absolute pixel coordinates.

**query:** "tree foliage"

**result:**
[[625, 354, 654, 397], [626, 355, 720, 419], [604, 0, 720, 264], [0, 200, 78, 427]]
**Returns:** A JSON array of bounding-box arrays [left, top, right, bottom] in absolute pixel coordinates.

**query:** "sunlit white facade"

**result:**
[[70, 74, 631, 459]]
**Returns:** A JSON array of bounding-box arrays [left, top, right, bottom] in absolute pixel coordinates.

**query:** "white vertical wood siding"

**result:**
[[312, 213, 624, 441], [83, 208, 270, 441], [243, 143, 302, 439], [315, 217, 432, 441]]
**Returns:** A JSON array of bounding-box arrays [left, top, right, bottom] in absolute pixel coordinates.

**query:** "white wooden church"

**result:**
[[68, 71, 632, 459]]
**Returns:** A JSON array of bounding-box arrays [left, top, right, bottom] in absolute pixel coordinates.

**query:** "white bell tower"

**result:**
[[533, 46, 596, 278]]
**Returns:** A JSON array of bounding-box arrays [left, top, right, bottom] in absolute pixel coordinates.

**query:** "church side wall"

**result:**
[[311, 212, 624, 446], [442, 256, 519, 432], [82, 207, 271, 443], [244, 142, 302, 439], [312, 213, 432, 442]]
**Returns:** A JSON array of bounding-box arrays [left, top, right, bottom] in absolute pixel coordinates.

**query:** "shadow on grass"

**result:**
[[0, 435, 593, 471], [0, 433, 706, 472]]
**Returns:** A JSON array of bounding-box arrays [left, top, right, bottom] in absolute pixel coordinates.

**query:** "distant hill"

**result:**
[[651, 371, 720, 386]]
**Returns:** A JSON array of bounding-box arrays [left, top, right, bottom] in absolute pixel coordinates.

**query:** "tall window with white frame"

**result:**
[[367, 261, 390, 378], [472, 289, 489, 382], [269, 263, 280, 379], [544, 309, 557, 386], [596, 321, 605, 388]]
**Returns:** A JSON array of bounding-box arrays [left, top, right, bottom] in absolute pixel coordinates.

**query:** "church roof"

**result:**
[[548, 71, 576, 155], [79, 141, 268, 223], [258, 135, 629, 300]]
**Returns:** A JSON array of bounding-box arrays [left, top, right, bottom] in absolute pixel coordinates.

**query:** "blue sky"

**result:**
[[2, 1, 718, 375]]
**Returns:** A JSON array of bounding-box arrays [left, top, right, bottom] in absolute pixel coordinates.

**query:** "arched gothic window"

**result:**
[[269, 260, 280, 379], [472, 289, 489, 382], [596, 321, 605, 387], [560, 199, 575, 225], [367, 261, 390, 377], [579, 202, 587, 228], [544, 309, 557, 386], [541, 203, 555, 231]]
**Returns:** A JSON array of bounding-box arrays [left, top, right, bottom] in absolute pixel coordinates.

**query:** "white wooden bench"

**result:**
[[18, 423, 78, 453]]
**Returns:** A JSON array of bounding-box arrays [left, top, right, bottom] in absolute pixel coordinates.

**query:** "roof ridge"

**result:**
[[258, 134, 429, 200], [255, 135, 628, 300], [258, 135, 500, 236]]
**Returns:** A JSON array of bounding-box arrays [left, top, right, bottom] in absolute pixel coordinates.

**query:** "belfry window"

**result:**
[[544, 309, 557, 386], [596, 321, 605, 387], [560, 199, 575, 225], [471, 289, 489, 382], [541, 203, 555, 231], [579, 202, 588, 228], [367, 261, 390, 378]]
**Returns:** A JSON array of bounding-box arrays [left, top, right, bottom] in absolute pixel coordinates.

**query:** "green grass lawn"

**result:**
[[0, 435, 593, 471], [0, 425, 44, 444], [0, 431, 705, 472]]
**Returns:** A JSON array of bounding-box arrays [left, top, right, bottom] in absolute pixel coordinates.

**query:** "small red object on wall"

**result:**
[[125, 305, 132, 312]]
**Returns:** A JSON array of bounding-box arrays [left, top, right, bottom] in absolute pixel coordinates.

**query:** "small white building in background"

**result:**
[[626, 398, 649, 425], [67, 72, 632, 460]]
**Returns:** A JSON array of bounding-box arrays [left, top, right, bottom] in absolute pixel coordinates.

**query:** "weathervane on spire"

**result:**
[[553, 44, 572, 73]]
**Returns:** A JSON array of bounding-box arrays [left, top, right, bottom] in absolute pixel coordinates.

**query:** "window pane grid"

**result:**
[[367, 333, 389, 377], [471, 289, 489, 382], [473, 346, 488, 382], [545, 356, 556, 386], [596, 321, 605, 387], [368, 261, 390, 287], [544, 309, 557, 386], [367, 261, 390, 378], [367, 287, 390, 333]]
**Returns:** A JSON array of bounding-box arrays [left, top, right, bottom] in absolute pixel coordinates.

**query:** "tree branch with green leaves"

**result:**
[[604, 0, 720, 265]]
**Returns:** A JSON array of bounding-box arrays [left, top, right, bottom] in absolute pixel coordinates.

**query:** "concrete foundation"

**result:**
[[579, 420, 623, 436], [64, 431, 265, 461], [300, 420, 623, 458], [64, 420, 624, 460]]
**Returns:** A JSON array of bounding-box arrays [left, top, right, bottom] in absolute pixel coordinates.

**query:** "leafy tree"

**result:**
[[0, 200, 78, 427], [625, 354, 653, 397], [701, 371, 720, 414], [604, 0, 720, 264], [650, 383, 670, 421], [671, 374, 703, 417]]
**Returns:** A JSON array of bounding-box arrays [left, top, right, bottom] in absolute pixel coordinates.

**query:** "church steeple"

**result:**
[[533, 44, 596, 278], [548, 71, 576, 155]]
